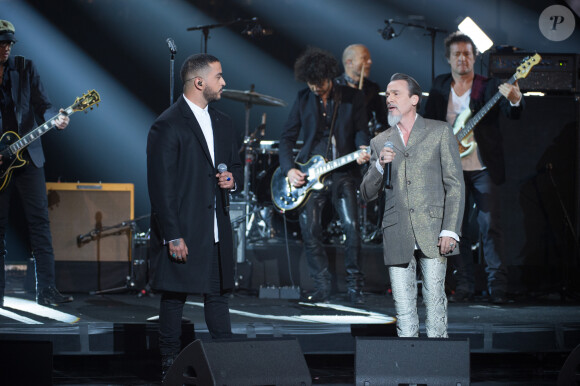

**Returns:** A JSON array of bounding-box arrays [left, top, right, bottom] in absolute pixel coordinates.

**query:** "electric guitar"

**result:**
[[453, 53, 541, 158], [0, 90, 100, 192], [271, 148, 366, 211]]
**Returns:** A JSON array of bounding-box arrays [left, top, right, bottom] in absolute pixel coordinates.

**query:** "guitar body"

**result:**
[[452, 109, 477, 158], [0, 90, 100, 193], [451, 54, 541, 159], [0, 131, 27, 192], [271, 155, 327, 212]]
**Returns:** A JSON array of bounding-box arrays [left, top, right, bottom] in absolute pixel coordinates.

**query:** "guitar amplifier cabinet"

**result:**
[[46, 182, 134, 292], [488, 52, 579, 93]]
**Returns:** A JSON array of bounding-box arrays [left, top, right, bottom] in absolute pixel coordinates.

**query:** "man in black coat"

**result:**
[[423, 32, 524, 304], [279, 47, 371, 304], [0, 20, 72, 307], [147, 53, 243, 379]]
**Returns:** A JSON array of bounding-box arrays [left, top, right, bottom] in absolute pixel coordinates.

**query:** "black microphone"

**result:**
[[166, 38, 177, 55], [383, 141, 394, 189], [217, 163, 230, 215], [379, 19, 397, 40]]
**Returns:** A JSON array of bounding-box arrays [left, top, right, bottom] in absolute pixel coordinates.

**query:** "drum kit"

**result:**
[[222, 87, 383, 263]]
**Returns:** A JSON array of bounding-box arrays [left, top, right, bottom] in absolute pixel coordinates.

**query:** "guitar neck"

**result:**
[[8, 106, 74, 156], [312, 150, 362, 177], [456, 74, 517, 141]]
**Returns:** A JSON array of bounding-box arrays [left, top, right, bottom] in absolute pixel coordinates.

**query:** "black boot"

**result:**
[[37, 286, 73, 306], [347, 288, 365, 305], [0, 289, 4, 308], [161, 353, 177, 381]]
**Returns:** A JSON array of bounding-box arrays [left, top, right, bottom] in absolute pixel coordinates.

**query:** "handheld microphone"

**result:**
[[383, 141, 394, 189], [166, 38, 177, 55], [217, 163, 230, 215]]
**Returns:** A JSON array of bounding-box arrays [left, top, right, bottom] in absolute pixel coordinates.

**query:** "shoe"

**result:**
[[490, 291, 507, 305], [161, 353, 177, 381], [448, 290, 473, 303], [37, 286, 73, 306], [348, 289, 365, 305], [0, 289, 3, 308], [302, 288, 330, 303]]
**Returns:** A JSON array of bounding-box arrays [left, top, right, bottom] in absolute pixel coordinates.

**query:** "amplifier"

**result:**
[[46, 182, 135, 292], [488, 52, 579, 93]]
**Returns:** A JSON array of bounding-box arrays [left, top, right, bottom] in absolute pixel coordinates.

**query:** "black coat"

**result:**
[[146, 95, 243, 293], [0, 56, 58, 167], [279, 85, 370, 176], [423, 73, 524, 185]]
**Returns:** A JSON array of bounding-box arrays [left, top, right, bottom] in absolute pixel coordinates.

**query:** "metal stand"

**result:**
[[380, 20, 447, 82], [545, 164, 580, 301], [187, 17, 259, 53], [78, 214, 151, 295], [169, 47, 176, 105]]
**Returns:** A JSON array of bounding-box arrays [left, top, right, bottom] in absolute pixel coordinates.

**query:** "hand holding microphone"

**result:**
[[380, 141, 395, 189], [217, 163, 233, 215]]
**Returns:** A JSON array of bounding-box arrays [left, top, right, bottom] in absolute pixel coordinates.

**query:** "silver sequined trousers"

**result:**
[[388, 255, 448, 338]]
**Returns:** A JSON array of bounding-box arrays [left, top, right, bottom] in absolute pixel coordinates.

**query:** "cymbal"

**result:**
[[221, 89, 287, 107]]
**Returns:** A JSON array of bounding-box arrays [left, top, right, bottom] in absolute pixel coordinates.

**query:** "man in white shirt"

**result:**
[[147, 53, 243, 380]]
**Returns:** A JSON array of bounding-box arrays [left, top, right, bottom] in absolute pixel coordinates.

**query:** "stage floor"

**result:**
[[1, 288, 579, 385]]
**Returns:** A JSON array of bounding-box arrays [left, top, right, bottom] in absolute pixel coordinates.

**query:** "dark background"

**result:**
[[2, 0, 579, 282]]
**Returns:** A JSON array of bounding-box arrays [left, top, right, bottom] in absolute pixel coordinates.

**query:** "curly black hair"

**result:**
[[294, 46, 340, 84]]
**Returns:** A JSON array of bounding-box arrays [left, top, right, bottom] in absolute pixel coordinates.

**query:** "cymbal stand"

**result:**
[[237, 85, 256, 263]]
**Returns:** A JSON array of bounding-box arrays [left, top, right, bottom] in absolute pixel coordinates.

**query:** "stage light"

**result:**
[[458, 17, 493, 53]]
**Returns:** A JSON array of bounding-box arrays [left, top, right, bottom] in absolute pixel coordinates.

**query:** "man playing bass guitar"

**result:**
[[424, 32, 524, 304]]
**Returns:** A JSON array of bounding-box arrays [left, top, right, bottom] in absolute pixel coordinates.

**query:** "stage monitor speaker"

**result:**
[[355, 337, 470, 386], [163, 338, 312, 386], [46, 182, 134, 292], [0, 340, 52, 385]]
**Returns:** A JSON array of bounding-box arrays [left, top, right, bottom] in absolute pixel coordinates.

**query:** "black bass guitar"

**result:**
[[0, 90, 100, 192], [271, 148, 366, 211]]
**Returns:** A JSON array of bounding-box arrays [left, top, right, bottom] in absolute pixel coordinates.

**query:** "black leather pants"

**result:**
[[299, 172, 364, 293]]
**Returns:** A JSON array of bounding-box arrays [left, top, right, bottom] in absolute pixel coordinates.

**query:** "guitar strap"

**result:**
[[324, 85, 342, 161], [14, 55, 26, 133]]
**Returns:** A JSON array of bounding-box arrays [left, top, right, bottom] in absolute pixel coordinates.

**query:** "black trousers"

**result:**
[[299, 171, 363, 292], [158, 242, 232, 356], [0, 163, 56, 292]]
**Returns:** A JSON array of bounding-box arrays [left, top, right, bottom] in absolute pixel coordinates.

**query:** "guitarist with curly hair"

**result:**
[[279, 46, 371, 304]]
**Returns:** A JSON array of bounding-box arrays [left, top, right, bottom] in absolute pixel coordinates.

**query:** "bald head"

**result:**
[[342, 44, 372, 83]]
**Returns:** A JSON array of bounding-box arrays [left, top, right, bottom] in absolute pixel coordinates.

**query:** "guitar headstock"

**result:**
[[515, 54, 542, 80], [72, 90, 101, 112]]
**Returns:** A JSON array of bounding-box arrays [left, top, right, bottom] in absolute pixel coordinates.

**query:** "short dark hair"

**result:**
[[294, 46, 340, 84], [390, 73, 422, 110], [444, 32, 478, 59], [180, 53, 220, 84]]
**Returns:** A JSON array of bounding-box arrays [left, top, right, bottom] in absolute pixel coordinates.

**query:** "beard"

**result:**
[[388, 111, 402, 127], [203, 87, 221, 103]]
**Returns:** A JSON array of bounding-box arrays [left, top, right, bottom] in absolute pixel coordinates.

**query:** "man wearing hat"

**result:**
[[0, 20, 73, 307]]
